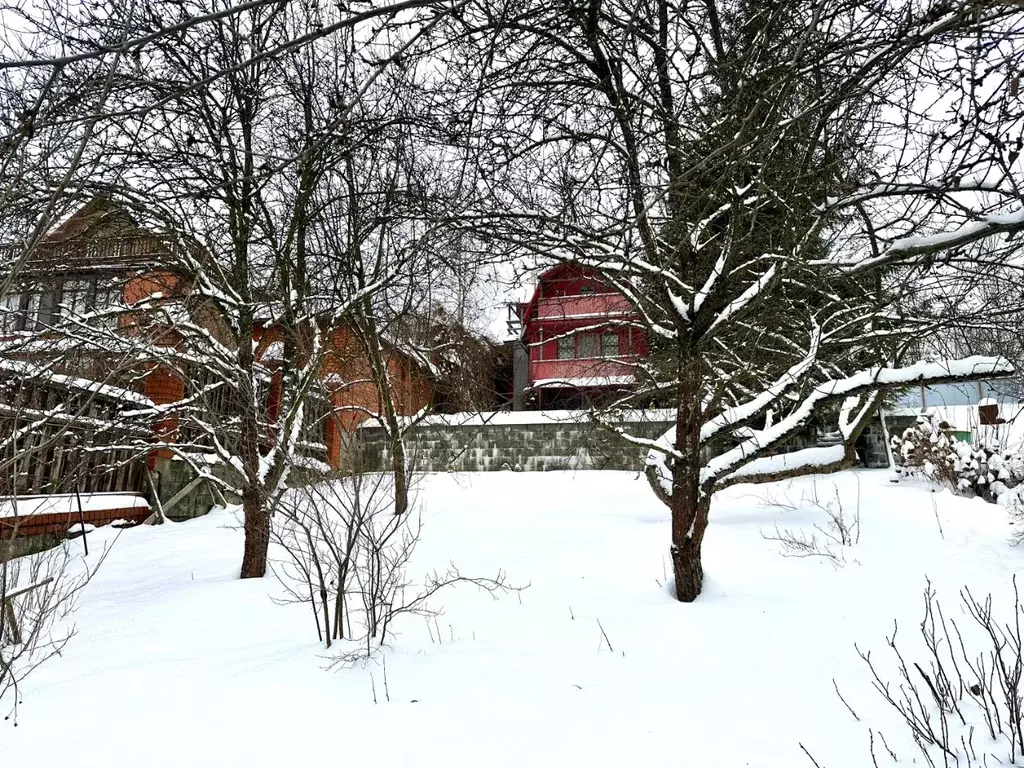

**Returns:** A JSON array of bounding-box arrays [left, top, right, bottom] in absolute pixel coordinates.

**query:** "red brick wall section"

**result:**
[[123, 270, 180, 306], [144, 365, 185, 465], [1, 505, 151, 539], [321, 326, 435, 468]]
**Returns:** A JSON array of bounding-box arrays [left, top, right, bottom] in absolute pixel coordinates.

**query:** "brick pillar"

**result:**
[[325, 392, 342, 469], [266, 369, 283, 442], [144, 365, 185, 468]]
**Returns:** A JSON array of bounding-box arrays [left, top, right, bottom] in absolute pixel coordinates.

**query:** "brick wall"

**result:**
[[1, 504, 150, 539], [322, 326, 434, 467]]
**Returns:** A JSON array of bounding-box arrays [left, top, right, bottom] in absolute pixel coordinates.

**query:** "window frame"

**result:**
[[91, 279, 123, 328], [59, 278, 93, 319], [556, 334, 575, 360], [601, 332, 619, 358], [578, 332, 600, 359], [0, 292, 22, 334]]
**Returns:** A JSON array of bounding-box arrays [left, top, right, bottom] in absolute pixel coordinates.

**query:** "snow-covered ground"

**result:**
[[3, 470, 1021, 767]]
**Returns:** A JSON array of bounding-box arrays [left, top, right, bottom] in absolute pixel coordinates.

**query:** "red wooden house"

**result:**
[[513, 264, 646, 409]]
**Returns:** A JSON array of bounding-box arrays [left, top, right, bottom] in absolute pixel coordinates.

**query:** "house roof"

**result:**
[[517, 262, 611, 329], [44, 197, 128, 243]]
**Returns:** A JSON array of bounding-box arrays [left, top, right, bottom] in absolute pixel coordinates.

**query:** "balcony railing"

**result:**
[[0, 235, 173, 275], [530, 358, 637, 386], [533, 292, 634, 323]]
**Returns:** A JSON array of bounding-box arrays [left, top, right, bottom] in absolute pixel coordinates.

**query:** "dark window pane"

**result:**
[[557, 335, 575, 359], [601, 333, 619, 357], [579, 333, 599, 358]]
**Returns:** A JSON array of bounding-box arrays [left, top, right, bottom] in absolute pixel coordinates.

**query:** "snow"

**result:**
[[870, 355, 1013, 384], [529, 375, 635, 389], [292, 455, 332, 474], [891, 401, 1024, 451], [361, 407, 676, 429], [0, 493, 148, 519], [821, 209, 1024, 270], [726, 445, 846, 479], [888, 209, 1024, 254], [0, 358, 153, 407], [4, 470, 1021, 768], [700, 326, 821, 443], [705, 263, 778, 336]]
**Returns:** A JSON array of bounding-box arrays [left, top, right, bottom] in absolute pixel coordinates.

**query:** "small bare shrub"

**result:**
[[1, 535, 116, 725], [761, 478, 861, 568], [852, 578, 1024, 766], [271, 472, 521, 664]]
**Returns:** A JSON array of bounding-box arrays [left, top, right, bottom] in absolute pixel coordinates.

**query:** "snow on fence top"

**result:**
[[0, 493, 148, 519], [358, 408, 676, 429], [0, 358, 154, 407]]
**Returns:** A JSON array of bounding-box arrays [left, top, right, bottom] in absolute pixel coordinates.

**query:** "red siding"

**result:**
[[522, 265, 645, 389]]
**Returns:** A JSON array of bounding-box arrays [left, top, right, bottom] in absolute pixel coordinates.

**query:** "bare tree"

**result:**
[[450, 0, 1024, 600], [15, 0, 479, 578], [853, 578, 1024, 767]]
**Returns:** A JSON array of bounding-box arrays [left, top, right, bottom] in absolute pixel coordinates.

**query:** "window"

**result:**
[[94, 282, 121, 309], [579, 284, 595, 295], [93, 281, 122, 328], [60, 279, 91, 318], [0, 293, 21, 333], [578, 333, 599, 358], [601, 333, 619, 358], [23, 290, 49, 331], [557, 335, 575, 359]]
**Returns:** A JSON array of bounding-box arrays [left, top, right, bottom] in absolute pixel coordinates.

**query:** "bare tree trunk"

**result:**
[[670, 356, 708, 602], [670, 531, 705, 603], [240, 487, 269, 578], [390, 439, 409, 517]]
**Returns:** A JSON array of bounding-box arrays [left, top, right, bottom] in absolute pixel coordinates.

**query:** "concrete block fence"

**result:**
[[355, 411, 673, 473], [354, 409, 892, 475]]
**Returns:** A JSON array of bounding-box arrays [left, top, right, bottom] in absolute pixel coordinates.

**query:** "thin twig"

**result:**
[[834, 678, 860, 722], [596, 618, 613, 653], [799, 743, 826, 767]]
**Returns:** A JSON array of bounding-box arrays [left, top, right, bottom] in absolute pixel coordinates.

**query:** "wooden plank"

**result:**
[[2, 576, 54, 602], [161, 475, 204, 514], [3, 598, 19, 644]]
